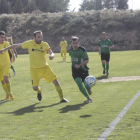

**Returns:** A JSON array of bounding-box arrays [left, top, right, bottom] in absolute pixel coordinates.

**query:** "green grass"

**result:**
[[0, 50, 140, 140]]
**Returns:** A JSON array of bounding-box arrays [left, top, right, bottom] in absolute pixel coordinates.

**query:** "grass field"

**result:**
[[0, 51, 140, 140]]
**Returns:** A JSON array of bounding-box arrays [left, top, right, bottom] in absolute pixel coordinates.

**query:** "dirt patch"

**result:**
[[98, 76, 140, 83]]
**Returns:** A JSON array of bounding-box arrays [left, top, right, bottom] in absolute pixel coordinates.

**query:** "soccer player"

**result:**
[[98, 32, 114, 76], [0, 30, 69, 103], [59, 37, 68, 62], [68, 36, 92, 103], [0, 31, 14, 100], [5, 37, 17, 76]]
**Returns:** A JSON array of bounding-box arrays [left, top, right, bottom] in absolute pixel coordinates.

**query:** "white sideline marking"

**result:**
[[98, 91, 140, 140]]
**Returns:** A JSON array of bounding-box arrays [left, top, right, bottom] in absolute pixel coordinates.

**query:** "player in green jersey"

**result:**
[[68, 36, 92, 103], [98, 32, 114, 76]]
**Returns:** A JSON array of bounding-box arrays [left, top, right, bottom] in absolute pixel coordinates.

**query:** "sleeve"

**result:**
[[82, 51, 89, 60], [21, 41, 29, 49], [109, 40, 113, 46], [44, 42, 50, 52]]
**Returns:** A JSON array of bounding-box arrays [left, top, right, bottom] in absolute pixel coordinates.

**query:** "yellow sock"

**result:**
[[64, 54, 66, 60], [36, 87, 41, 93], [5, 82, 11, 94], [55, 85, 63, 100], [2, 83, 8, 93]]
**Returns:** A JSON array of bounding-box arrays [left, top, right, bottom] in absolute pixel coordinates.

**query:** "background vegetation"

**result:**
[[0, 9, 140, 53]]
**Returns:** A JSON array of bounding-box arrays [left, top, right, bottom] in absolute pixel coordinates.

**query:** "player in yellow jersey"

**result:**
[[0, 31, 69, 102], [59, 37, 68, 62], [0, 31, 14, 100]]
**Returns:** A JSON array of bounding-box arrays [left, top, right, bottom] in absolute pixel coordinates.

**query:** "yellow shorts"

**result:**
[[0, 66, 10, 81], [61, 50, 67, 54], [30, 65, 57, 87]]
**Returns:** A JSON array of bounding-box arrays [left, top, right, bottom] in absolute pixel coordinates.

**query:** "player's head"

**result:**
[[102, 32, 107, 40], [62, 37, 65, 41], [0, 31, 5, 44], [33, 30, 43, 44], [72, 36, 80, 48]]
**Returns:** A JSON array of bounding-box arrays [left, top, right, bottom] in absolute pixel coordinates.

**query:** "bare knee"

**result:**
[[53, 79, 60, 86], [4, 76, 9, 83], [33, 86, 38, 91], [1, 80, 5, 85], [102, 60, 106, 64]]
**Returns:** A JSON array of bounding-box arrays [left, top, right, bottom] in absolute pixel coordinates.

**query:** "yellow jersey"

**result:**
[[21, 40, 50, 68], [59, 41, 68, 50], [0, 41, 10, 68]]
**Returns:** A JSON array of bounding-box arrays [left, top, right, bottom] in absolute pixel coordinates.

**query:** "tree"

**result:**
[[103, 0, 117, 9], [13, 0, 23, 14], [0, 0, 10, 14], [117, 0, 128, 9], [79, 0, 103, 11]]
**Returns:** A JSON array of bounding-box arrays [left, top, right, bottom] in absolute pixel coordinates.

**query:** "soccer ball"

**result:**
[[84, 76, 96, 87]]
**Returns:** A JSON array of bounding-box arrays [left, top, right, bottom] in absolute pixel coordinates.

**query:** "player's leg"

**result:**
[[43, 65, 69, 102], [30, 68, 42, 101], [3, 67, 14, 100], [101, 53, 106, 74], [74, 77, 92, 103], [106, 53, 110, 76], [63, 50, 67, 61], [10, 64, 16, 76], [52, 79, 69, 102], [4, 76, 14, 100], [61, 50, 64, 61]]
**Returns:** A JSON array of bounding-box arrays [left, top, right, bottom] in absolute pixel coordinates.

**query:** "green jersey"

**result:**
[[98, 39, 113, 54], [68, 46, 89, 71]]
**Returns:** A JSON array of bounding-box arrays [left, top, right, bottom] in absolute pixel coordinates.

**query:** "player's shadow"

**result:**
[[80, 115, 92, 118], [0, 99, 10, 106], [96, 75, 108, 80], [1, 102, 60, 116], [59, 102, 86, 113]]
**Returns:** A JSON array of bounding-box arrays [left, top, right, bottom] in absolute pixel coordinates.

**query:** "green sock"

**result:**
[[106, 64, 109, 72], [11, 64, 15, 72], [102, 63, 105, 70], [84, 83, 91, 91], [75, 78, 90, 99]]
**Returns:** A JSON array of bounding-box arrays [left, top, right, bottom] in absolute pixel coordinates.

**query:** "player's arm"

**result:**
[[0, 44, 22, 54], [75, 60, 89, 69], [47, 48, 55, 60], [108, 45, 114, 49]]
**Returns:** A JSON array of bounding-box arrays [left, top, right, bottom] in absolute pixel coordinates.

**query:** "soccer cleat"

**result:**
[[87, 90, 92, 95], [37, 93, 42, 101], [103, 69, 105, 74], [9, 93, 14, 100], [60, 98, 69, 103], [6, 94, 10, 99], [107, 72, 109, 76], [84, 98, 92, 104], [13, 71, 16, 76]]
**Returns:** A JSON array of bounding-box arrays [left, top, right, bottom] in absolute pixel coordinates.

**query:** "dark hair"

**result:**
[[72, 36, 79, 41], [33, 30, 42, 37], [0, 31, 5, 36]]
